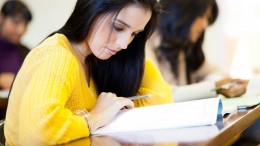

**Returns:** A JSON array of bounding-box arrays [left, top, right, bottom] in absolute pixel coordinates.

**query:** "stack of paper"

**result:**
[[92, 98, 220, 135]]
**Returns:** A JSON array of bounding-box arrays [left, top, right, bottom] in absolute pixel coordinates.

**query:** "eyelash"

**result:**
[[113, 24, 123, 31], [113, 24, 138, 37]]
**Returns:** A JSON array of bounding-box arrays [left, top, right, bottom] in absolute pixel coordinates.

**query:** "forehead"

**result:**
[[5, 15, 27, 22], [115, 4, 152, 30]]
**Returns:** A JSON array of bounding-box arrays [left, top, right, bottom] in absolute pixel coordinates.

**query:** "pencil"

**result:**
[[128, 94, 153, 100]]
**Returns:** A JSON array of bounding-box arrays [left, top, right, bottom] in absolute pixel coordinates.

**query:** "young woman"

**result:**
[[147, 0, 248, 102], [4, 0, 172, 145], [0, 0, 32, 90]]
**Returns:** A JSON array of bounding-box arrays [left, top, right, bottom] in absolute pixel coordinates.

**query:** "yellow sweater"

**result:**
[[4, 34, 172, 145]]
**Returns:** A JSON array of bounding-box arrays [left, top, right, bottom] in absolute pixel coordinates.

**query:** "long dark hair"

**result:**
[[54, 0, 161, 97], [157, 0, 218, 84]]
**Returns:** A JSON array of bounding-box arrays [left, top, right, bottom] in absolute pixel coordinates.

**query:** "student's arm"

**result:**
[[134, 58, 173, 107], [15, 48, 89, 145], [172, 81, 217, 102]]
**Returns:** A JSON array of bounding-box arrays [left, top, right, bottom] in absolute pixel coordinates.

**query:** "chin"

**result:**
[[10, 39, 20, 45], [97, 55, 112, 60]]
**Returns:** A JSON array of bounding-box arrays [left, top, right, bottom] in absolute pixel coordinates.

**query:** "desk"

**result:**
[[202, 105, 260, 146], [66, 105, 260, 146]]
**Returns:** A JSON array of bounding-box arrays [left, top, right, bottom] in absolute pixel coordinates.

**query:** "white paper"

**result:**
[[92, 98, 219, 135], [222, 96, 260, 110], [100, 125, 219, 144], [0, 90, 9, 98]]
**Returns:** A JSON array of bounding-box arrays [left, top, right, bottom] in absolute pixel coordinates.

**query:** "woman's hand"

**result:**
[[89, 92, 134, 132], [91, 136, 121, 146], [215, 78, 249, 98], [0, 72, 15, 90]]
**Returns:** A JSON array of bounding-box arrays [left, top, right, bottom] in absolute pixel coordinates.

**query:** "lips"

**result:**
[[106, 47, 118, 55]]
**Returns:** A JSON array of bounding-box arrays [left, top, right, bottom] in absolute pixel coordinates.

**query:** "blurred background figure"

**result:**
[[0, 0, 32, 121], [0, 0, 32, 90], [147, 0, 248, 102], [154, 0, 221, 84]]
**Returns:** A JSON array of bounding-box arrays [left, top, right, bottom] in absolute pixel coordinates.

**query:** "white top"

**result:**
[[146, 33, 228, 102]]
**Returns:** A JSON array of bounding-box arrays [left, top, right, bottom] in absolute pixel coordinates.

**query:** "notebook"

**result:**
[[92, 97, 220, 135]]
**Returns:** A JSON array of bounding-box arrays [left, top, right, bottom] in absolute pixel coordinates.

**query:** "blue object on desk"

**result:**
[[237, 105, 247, 110], [216, 99, 225, 129], [217, 99, 223, 120]]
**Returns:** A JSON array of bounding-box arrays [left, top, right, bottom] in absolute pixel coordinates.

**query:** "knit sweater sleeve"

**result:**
[[134, 58, 173, 107], [18, 47, 89, 145]]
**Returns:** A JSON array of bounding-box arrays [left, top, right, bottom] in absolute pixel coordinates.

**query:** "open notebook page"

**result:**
[[92, 97, 220, 135]]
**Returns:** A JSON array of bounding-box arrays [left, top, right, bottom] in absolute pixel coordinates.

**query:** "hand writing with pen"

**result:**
[[213, 78, 249, 98]]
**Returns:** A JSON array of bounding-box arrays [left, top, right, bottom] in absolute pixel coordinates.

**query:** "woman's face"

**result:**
[[0, 15, 28, 44], [189, 6, 212, 43], [86, 4, 152, 60]]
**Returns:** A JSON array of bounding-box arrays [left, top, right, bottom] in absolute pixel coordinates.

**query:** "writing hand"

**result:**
[[89, 92, 134, 132], [216, 78, 249, 97]]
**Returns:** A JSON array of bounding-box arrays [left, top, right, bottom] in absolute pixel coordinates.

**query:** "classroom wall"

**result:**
[[0, 0, 76, 48], [22, 0, 76, 48], [204, 0, 260, 78]]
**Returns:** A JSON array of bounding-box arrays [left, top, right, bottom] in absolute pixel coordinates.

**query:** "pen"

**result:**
[[237, 105, 247, 110], [128, 94, 153, 100], [211, 81, 237, 92]]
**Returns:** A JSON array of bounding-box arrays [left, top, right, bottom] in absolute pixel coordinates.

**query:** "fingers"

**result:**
[[117, 97, 134, 109], [218, 78, 250, 98], [104, 92, 134, 109], [218, 78, 248, 87], [98, 92, 134, 110], [223, 83, 247, 97], [234, 84, 247, 96], [91, 92, 134, 130], [233, 79, 249, 85]]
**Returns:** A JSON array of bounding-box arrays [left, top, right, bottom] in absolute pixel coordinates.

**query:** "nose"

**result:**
[[116, 34, 132, 50]]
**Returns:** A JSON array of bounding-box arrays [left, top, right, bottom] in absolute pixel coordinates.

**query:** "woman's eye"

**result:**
[[113, 25, 123, 31]]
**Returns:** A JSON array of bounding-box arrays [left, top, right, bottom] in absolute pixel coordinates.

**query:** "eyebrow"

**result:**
[[115, 19, 144, 33]]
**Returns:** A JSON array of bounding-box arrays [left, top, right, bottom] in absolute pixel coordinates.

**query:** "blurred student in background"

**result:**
[[0, 0, 32, 90], [147, 0, 248, 102]]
